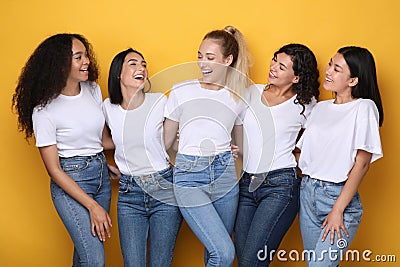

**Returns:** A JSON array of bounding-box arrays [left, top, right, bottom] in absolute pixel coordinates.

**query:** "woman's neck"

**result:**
[[121, 88, 145, 110], [266, 84, 295, 98], [61, 81, 81, 96]]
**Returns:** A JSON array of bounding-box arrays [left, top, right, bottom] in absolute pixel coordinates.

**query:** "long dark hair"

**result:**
[[274, 43, 320, 115], [108, 48, 149, 105], [338, 46, 384, 126], [12, 33, 99, 140]]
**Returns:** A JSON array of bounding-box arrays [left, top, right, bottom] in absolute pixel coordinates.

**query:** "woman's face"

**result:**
[[324, 53, 356, 94], [268, 52, 298, 87], [197, 38, 232, 86], [120, 52, 148, 91], [67, 38, 90, 84]]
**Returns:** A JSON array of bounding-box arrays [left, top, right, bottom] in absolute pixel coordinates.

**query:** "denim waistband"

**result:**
[[59, 151, 104, 161], [302, 175, 347, 186], [242, 167, 297, 179], [121, 166, 172, 183]]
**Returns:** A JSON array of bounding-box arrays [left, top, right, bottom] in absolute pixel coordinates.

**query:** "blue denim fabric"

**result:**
[[50, 152, 111, 267], [299, 175, 363, 267], [234, 168, 300, 267], [117, 167, 182, 267], [173, 151, 239, 267]]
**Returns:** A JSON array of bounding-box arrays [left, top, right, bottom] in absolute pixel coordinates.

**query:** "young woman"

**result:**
[[234, 43, 320, 266], [103, 48, 182, 267], [297, 46, 383, 266], [164, 26, 251, 267], [12, 33, 112, 266]]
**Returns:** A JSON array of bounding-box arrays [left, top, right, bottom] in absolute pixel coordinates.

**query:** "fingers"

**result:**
[[341, 225, 349, 238]]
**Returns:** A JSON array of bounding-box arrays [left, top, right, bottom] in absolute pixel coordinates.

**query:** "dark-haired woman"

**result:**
[[102, 48, 182, 267], [12, 34, 112, 266], [234, 43, 320, 267], [297, 46, 383, 266]]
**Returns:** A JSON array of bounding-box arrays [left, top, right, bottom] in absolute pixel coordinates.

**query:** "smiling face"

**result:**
[[324, 53, 358, 95], [267, 52, 299, 87], [120, 52, 148, 92], [67, 38, 90, 84], [197, 38, 233, 87]]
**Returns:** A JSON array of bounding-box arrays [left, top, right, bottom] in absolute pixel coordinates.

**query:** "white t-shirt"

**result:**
[[164, 79, 247, 156], [32, 82, 104, 157], [103, 93, 170, 176], [243, 84, 315, 173], [297, 98, 383, 183]]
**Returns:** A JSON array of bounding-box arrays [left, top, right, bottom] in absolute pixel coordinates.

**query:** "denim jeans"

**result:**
[[234, 167, 300, 267], [299, 175, 363, 267], [173, 151, 239, 267], [117, 167, 182, 267], [50, 152, 111, 267]]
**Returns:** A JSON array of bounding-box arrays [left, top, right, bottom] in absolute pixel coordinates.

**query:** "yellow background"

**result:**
[[1, 0, 399, 266]]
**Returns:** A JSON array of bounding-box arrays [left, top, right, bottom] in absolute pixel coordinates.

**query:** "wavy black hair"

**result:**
[[274, 43, 320, 114], [338, 46, 384, 126], [12, 33, 99, 140]]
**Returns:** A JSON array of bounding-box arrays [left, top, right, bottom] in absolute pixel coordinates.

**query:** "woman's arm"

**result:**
[[164, 118, 179, 151], [321, 149, 372, 244], [232, 124, 243, 160], [102, 124, 115, 150], [39, 145, 112, 241]]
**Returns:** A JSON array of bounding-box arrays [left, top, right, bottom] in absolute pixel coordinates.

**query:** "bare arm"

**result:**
[[39, 145, 112, 241], [102, 124, 115, 150], [232, 125, 243, 160], [321, 149, 372, 244], [164, 118, 179, 151]]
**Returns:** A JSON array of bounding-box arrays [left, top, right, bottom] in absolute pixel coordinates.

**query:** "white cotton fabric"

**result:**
[[103, 93, 169, 176], [243, 84, 315, 173], [297, 98, 383, 183], [164, 79, 247, 156], [32, 82, 104, 157]]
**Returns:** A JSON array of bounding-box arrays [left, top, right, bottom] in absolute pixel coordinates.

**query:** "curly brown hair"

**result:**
[[274, 44, 320, 115], [12, 33, 99, 140]]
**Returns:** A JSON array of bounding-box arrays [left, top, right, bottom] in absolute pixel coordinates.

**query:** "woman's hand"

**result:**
[[88, 202, 112, 242], [321, 209, 349, 244], [107, 164, 121, 180], [230, 143, 239, 160]]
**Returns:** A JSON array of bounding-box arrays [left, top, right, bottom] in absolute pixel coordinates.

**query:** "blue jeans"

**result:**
[[299, 175, 363, 267], [51, 152, 111, 267], [173, 151, 239, 267], [117, 167, 182, 267], [234, 168, 300, 267]]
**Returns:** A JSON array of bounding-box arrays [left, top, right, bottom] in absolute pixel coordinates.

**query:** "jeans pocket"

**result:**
[[175, 154, 198, 173], [118, 179, 132, 194], [61, 158, 89, 174], [322, 184, 342, 200]]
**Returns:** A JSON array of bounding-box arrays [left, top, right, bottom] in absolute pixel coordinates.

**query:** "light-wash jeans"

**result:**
[[117, 167, 182, 267], [299, 175, 363, 267], [174, 151, 239, 267], [51, 152, 111, 267]]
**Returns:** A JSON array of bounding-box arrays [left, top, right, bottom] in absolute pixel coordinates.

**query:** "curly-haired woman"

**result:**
[[234, 43, 320, 267], [12, 33, 112, 266]]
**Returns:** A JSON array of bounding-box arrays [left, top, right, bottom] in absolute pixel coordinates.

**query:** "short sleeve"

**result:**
[[102, 98, 111, 126], [235, 103, 248, 125], [32, 107, 56, 147], [93, 83, 103, 104], [164, 88, 181, 122], [354, 100, 383, 162], [301, 97, 317, 128]]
